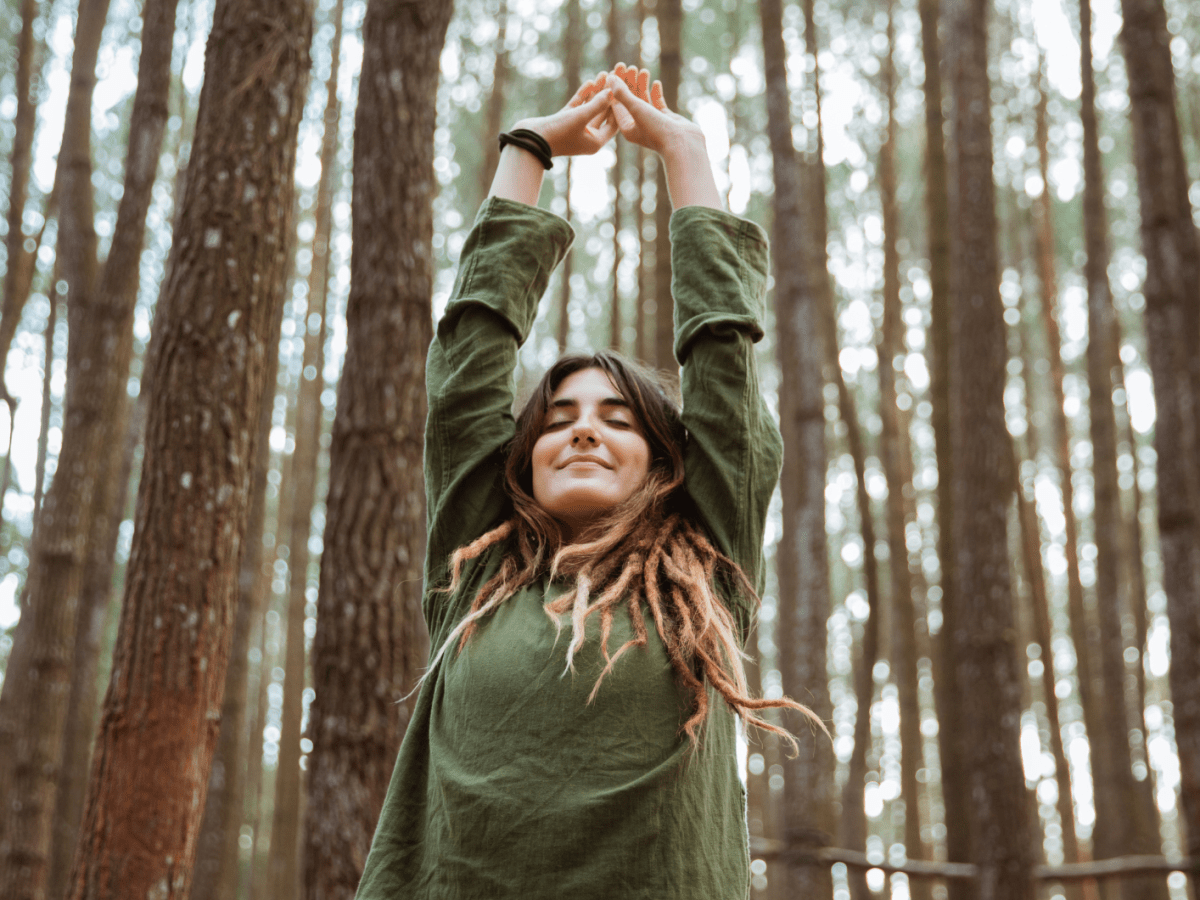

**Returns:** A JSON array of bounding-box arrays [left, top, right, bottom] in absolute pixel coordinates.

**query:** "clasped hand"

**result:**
[[511, 63, 705, 161]]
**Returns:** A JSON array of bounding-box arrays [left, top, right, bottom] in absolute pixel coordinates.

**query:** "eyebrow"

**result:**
[[549, 396, 630, 410]]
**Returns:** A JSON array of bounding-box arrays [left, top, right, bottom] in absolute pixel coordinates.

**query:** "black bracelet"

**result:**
[[499, 128, 554, 170]]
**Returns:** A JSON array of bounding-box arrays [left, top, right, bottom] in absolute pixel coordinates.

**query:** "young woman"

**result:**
[[355, 65, 818, 900]]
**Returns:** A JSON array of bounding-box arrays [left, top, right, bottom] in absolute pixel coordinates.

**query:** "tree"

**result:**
[[653, 0, 681, 371], [760, 1, 835, 897], [557, 0, 582, 353], [1118, 0, 1200, 879], [62, 0, 313, 894], [301, 2, 452, 897]]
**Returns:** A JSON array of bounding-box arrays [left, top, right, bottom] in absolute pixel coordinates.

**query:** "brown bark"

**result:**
[[301, 2, 450, 897], [917, 0, 971, 891], [33, 281, 59, 523], [877, 6, 931, 894], [0, 0, 42, 404], [759, 1, 835, 898], [1118, 0, 1200, 876], [557, 0, 582, 353], [944, 0, 1035, 897], [633, 0, 648, 365], [265, 7, 344, 890], [244, 558, 279, 900], [653, 0, 680, 372], [64, 0, 312, 895], [1078, 3, 1168, 895], [0, 0, 113, 891], [478, 0, 510, 204]]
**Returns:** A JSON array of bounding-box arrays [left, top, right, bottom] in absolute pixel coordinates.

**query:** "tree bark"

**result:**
[[944, 0, 1035, 897], [760, 2, 835, 898], [301, 2, 450, 897], [478, 0, 510, 205], [264, 6, 344, 892], [557, 0, 582, 354], [877, 7, 931, 895], [608, 0, 624, 352], [63, 0, 312, 895], [1118, 0, 1200, 879], [653, 0, 681, 372]]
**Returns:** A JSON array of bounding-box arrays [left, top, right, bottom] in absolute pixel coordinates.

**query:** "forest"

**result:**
[[0, 0, 1198, 897]]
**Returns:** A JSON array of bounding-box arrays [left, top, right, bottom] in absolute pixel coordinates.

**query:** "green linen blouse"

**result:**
[[354, 197, 784, 900]]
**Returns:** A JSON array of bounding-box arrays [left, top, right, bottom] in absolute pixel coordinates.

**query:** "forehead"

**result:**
[[550, 367, 624, 403]]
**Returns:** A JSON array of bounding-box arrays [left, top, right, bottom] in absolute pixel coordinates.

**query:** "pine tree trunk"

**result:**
[[63, 0, 312, 894], [478, 0, 510, 204], [0, 0, 41, 399], [608, 0, 623, 352], [301, 3, 451, 897], [653, 0, 680, 372], [944, 0, 1035, 897], [264, 8, 344, 891], [1118, 0, 1200, 876], [878, 7, 931, 893], [759, 2, 835, 897], [0, 0, 112, 890]]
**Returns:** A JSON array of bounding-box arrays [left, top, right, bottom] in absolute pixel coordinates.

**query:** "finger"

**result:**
[[591, 113, 620, 146], [561, 86, 614, 131], [610, 99, 637, 135], [613, 61, 630, 82], [650, 80, 667, 111], [636, 68, 651, 100], [624, 66, 639, 92], [572, 73, 607, 107]]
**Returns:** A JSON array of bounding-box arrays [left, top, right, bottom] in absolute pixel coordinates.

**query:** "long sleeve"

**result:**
[[423, 196, 573, 641], [671, 207, 784, 637]]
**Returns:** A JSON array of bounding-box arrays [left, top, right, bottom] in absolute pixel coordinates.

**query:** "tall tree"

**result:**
[[1118, 0, 1200, 879], [63, 0, 313, 895], [877, 5, 931, 893], [478, 0, 511, 202], [264, 5, 345, 892], [557, 0, 582, 352], [608, 0, 624, 351], [0, 0, 115, 889], [760, 1, 835, 898], [301, 2, 452, 898], [653, 0, 681, 371], [944, 0, 1035, 897]]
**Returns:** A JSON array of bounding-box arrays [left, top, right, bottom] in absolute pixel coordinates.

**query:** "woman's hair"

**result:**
[[426, 350, 823, 749]]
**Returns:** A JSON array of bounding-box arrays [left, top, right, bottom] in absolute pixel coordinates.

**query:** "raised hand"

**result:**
[[607, 63, 705, 159], [511, 72, 619, 158]]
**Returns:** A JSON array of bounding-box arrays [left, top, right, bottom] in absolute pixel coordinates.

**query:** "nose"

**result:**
[[570, 418, 599, 445]]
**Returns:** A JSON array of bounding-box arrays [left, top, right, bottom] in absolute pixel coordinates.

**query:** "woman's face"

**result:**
[[531, 367, 651, 536]]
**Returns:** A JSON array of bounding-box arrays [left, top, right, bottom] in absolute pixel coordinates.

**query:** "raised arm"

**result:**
[[423, 80, 619, 636], [608, 67, 783, 605]]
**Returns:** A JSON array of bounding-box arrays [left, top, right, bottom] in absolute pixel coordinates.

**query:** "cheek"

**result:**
[[530, 437, 556, 499]]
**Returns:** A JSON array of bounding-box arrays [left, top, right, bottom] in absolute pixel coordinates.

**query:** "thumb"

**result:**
[[562, 86, 614, 129]]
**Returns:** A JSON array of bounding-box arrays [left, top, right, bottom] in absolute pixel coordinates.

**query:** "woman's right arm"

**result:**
[[424, 80, 617, 616]]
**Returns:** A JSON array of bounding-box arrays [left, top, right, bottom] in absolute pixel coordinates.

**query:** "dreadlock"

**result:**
[[425, 351, 825, 749]]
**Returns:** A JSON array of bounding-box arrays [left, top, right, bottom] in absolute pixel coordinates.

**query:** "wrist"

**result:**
[[659, 128, 708, 165]]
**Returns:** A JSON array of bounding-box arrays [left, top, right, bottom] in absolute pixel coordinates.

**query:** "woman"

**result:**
[[355, 65, 818, 900]]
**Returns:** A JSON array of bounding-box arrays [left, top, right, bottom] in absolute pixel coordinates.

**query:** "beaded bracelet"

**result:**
[[498, 128, 554, 170]]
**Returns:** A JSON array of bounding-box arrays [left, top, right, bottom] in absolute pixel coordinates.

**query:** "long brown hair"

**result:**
[[427, 351, 823, 748]]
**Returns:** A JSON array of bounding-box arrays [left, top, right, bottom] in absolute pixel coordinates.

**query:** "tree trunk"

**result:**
[[33, 280, 60, 524], [1118, 0, 1200, 877], [264, 6, 344, 891], [63, 0, 312, 894], [244, 556, 279, 900], [478, 0, 510, 204], [557, 0, 582, 353], [0, 0, 113, 890], [633, 0, 648, 365], [0, 0, 41, 406], [301, 2, 450, 898], [944, 0, 1035, 897], [608, 0, 623, 352], [653, 0, 681, 372], [877, 7, 931, 894], [760, 2, 835, 899]]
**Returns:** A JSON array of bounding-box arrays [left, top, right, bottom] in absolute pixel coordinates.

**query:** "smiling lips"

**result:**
[[560, 455, 612, 469]]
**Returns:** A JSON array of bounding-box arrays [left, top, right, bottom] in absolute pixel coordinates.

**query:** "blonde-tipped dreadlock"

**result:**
[[424, 351, 826, 749]]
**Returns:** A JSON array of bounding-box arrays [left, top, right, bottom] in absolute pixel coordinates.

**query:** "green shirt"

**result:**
[[355, 198, 783, 900]]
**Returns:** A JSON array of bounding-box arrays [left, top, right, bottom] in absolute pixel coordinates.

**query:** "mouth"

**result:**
[[560, 455, 611, 470]]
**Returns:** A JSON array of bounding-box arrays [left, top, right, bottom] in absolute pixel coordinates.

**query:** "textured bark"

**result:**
[[0, 0, 113, 891], [653, 0, 681, 371], [301, 2, 450, 897], [1078, 4, 1168, 896], [877, 8, 931, 894], [944, 0, 1035, 897], [265, 7, 344, 891], [760, 1, 835, 898], [633, 0, 648, 365], [557, 0, 582, 353], [33, 282, 59, 523], [478, 0, 510, 204], [64, 0, 312, 895], [244, 558, 278, 900], [1118, 0, 1200, 875], [0, 0, 41, 400]]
